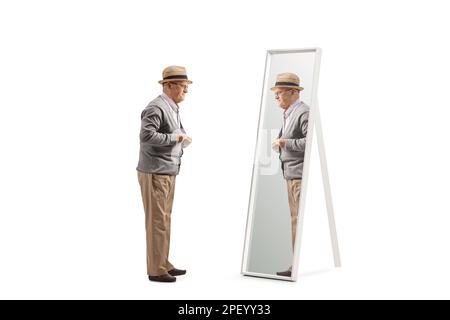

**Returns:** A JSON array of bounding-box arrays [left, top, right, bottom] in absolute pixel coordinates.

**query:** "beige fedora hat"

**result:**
[[270, 72, 303, 91], [158, 65, 193, 84]]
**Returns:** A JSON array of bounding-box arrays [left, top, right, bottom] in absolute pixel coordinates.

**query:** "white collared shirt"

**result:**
[[160, 92, 181, 129]]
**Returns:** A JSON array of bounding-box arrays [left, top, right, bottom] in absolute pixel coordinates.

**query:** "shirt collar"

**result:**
[[284, 99, 301, 119], [160, 92, 179, 113]]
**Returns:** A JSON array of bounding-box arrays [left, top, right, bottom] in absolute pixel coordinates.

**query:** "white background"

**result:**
[[0, 0, 449, 299]]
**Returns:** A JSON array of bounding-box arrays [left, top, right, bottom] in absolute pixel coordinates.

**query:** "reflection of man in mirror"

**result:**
[[271, 73, 310, 277], [136, 66, 192, 283]]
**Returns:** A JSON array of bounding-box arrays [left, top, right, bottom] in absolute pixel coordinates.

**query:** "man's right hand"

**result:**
[[176, 134, 192, 144], [272, 140, 280, 153]]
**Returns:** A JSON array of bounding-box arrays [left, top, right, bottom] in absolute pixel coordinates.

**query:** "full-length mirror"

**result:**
[[242, 48, 321, 281]]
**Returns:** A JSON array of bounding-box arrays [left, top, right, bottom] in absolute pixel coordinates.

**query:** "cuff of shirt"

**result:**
[[284, 139, 294, 151], [169, 133, 178, 144]]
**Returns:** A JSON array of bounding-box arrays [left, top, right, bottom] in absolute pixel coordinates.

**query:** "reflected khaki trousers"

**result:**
[[287, 179, 302, 250], [137, 172, 176, 276]]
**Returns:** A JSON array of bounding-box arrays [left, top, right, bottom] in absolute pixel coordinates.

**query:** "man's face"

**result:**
[[166, 81, 189, 103], [274, 88, 295, 109]]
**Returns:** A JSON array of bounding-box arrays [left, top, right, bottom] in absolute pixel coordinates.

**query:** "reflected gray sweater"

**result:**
[[278, 101, 310, 180], [136, 96, 186, 175]]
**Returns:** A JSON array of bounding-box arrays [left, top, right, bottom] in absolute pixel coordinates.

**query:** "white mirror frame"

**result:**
[[241, 48, 339, 281]]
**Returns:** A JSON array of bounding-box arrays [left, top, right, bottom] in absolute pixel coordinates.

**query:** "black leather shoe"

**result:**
[[276, 270, 291, 277], [168, 268, 186, 276], [148, 273, 176, 282]]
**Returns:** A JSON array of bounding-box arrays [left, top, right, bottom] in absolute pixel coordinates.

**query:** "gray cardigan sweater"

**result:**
[[278, 101, 310, 180], [136, 96, 186, 175]]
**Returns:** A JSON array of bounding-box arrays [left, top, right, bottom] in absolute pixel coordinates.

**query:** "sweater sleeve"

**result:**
[[139, 107, 178, 146], [284, 111, 309, 152]]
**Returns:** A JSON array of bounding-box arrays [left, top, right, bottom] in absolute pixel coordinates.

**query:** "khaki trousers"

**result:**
[[287, 179, 302, 250], [137, 171, 176, 276]]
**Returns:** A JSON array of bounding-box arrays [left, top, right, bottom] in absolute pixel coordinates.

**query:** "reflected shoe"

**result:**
[[148, 273, 176, 282], [276, 270, 292, 277], [168, 268, 186, 276]]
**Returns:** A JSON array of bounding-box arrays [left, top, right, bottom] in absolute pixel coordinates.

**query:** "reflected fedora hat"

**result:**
[[158, 65, 193, 84], [270, 72, 303, 91]]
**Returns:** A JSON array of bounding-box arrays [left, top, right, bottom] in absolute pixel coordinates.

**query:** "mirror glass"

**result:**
[[242, 48, 320, 281]]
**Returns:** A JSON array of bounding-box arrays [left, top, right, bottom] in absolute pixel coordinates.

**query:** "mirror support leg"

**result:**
[[315, 99, 341, 267]]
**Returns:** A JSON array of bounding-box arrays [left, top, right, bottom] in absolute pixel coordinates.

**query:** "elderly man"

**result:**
[[136, 66, 192, 283], [271, 73, 310, 277]]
